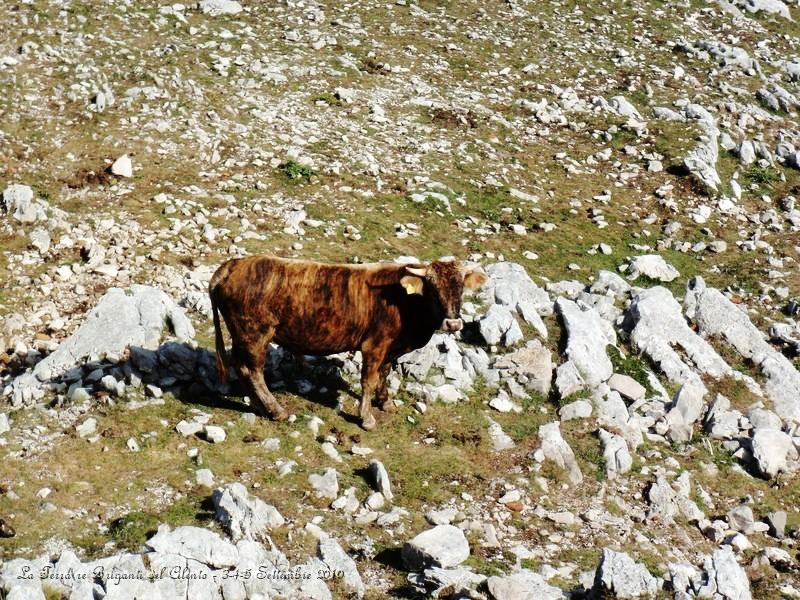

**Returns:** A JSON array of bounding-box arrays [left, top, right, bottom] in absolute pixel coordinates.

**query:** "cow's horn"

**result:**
[[405, 265, 428, 277]]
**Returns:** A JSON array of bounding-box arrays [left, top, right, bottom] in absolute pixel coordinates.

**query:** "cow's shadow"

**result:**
[[60, 341, 359, 418]]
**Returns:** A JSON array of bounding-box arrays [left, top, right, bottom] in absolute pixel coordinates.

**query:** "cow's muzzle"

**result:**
[[442, 318, 463, 332]]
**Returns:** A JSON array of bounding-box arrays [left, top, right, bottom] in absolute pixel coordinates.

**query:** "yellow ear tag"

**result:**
[[401, 276, 423, 295]]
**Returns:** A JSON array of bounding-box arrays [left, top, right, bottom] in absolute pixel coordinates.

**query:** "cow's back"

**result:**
[[213, 255, 406, 354]]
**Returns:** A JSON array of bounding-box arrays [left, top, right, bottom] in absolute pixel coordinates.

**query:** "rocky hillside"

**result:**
[[1, 0, 800, 598]]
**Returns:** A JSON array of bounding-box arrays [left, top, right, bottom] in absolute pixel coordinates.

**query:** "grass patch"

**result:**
[[278, 160, 315, 183], [108, 511, 159, 551], [607, 345, 654, 396]]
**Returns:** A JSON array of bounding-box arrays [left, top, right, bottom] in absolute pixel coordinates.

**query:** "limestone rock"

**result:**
[[402, 525, 470, 570], [593, 548, 659, 598], [538, 422, 583, 484], [486, 569, 567, 599], [212, 482, 285, 542]]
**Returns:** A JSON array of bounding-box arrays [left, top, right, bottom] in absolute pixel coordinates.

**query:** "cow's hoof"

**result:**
[[361, 414, 377, 431], [271, 408, 289, 422], [380, 400, 395, 413]]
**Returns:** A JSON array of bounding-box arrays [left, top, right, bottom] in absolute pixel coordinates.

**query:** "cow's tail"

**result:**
[[209, 272, 229, 385]]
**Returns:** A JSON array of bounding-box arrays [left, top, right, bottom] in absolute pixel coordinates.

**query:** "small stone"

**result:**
[[196, 468, 215, 487], [309, 468, 339, 500], [126, 437, 140, 452], [607, 373, 646, 401], [110, 154, 133, 178], [766, 511, 787, 538], [203, 425, 226, 444], [368, 459, 394, 501], [76, 418, 97, 438]]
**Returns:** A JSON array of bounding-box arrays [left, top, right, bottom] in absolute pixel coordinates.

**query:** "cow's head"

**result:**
[[400, 259, 487, 332]]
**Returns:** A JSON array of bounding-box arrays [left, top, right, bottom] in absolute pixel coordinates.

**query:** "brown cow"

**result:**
[[209, 255, 486, 430]]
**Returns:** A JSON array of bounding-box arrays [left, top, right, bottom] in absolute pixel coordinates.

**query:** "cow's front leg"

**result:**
[[376, 362, 394, 412]]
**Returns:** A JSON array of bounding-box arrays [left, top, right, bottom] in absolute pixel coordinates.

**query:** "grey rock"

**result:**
[[738, 140, 756, 165], [589, 270, 631, 299], [402, 525, 470, 570], [110, 154, 133, 178], [626, 254, 680, 282], [686, 276, 800, 423], [608, 373, 646, 401], [421, 566, 486, 598], [2, 183, 46, 224], [0, 413, 10, 435], [309, 468, 339, 500], [213, 482, 284, 542], [368, 459, 393, 501], [317, 537, 364, 599], [727, 504, 756, 535], [538, 422, 583, 484], [11, 286, 194, 405], [555, 298, 616, 387], [480, 262, 551, 338], [195, 470, 213, 489], [593, 548, 659, 598], [555, 360, 585, 399], [493, 342, 553, 396], [599, 429, 632, 479], [699, 546, 752, 600], [559, 399, 593, 421], [486, 568, 567, 599], [682, 104, 721, 191], [704, 394, 744, 439], [197, 0, 243, 16], [203, 425, 226, 444], [145, 524, 239, 569], [488, 418, 515, 451], [479, 304, 524, 346], [76, 417, 97, 438], [626, 286, 729, 395], [766, 510, 786, 538], [29, 228, 50, 254], [751, 428, 795, 478]]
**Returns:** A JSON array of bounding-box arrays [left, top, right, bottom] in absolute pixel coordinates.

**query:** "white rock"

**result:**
[[486, 569, 566, 599], [196, 468, 215, 487], [212, 482, 284, 541], [607, 373, 646, 401], [626, 254, 680, 282], [110, 154, 133, 178], [538, 422, 583, 484], [751, 428, 794, 478], [402, 525, 470, 570], [76, 418, 97, 438], [197, 0, 243, 16], [309, 468, 339, 500], [368, 459, 393, 501], [593, 548, 659, 598], [204, 425, 226, 444]]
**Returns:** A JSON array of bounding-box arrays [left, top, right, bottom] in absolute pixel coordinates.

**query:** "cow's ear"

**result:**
[[400, 275, 425, 295], [463, 269, 487, 290]]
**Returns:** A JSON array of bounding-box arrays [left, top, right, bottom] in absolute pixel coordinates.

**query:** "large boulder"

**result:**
[[686, 276, 800, 424], [9, 285, 195, 406]]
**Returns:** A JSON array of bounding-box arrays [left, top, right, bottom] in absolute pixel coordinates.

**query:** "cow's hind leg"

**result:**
[[376, 362, 394, 412], [233, 339, 288, 422]]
